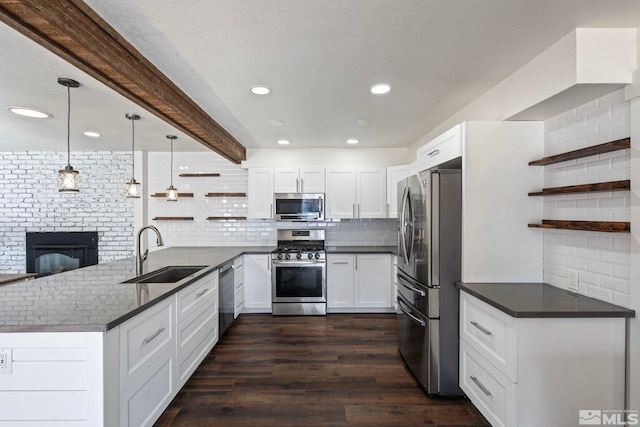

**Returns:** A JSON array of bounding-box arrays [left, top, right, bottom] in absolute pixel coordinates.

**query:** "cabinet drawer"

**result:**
[[177, 326, 218, 388], [119, 348, 174, 427], [176, 270, 218, 323], [119, 297, 174, 392], [177, 297, 217, 363], [460, 340, 514, 427], [460, 292, 517, 381]]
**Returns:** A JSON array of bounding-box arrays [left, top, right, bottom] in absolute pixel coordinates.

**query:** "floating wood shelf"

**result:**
[[528, 220, 630, 233], [206, 216, 246, 221], [528, 180, 630, 196], [205, 192, 247, 198], [178, 173, 220, 177], [150, 192, 194, 197], [528, 138, 630, 166], [152, 217, 194, 221]]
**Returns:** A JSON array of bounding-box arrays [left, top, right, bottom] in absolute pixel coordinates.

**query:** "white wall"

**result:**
[[542, 89, 632, 307], [0, 151, 136, 273], [146, 151, 397, 247], [243, 147, 409, 168]]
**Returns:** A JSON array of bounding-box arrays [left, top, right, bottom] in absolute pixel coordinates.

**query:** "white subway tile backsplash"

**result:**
[[542, 88, 631, 308]]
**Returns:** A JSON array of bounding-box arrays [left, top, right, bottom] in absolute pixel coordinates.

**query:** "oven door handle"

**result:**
[[398, 299, 426, 327], [272, 260, 325, 266]]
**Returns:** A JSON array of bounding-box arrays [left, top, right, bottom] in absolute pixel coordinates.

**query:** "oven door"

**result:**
[[271, 261, 326, 302]]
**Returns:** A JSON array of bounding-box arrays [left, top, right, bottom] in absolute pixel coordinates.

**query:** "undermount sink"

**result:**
[[122, 266, 207, 284]]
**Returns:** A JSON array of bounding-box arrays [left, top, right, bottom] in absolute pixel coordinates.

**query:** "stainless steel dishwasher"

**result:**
[[218, 261, 235, 337]]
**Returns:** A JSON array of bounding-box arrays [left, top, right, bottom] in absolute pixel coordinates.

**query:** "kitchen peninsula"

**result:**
[[0, 247, 271, 426]]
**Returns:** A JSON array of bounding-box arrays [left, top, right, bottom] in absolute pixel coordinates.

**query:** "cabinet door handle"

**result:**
[[357, 204, 360, 218], [142, 327, 165, 345], [296, 178, 299, 192], [470, 321, 492, 336], [196, 288, 209, 299], [353, 204, 356, 217], [427, 149, 440, 157], [332, 261, 349, 265], [300, 178, 304, 192], [270, 203, 273, 218], [470, 376, 492, 397]]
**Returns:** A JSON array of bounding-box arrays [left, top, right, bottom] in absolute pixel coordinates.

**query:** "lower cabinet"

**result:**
[[242, 254, 272, 312], [115, 269, 219, 427], [459, 291, 626, 427], [327, 253, 393, 312], [234, 256, 244, 318]]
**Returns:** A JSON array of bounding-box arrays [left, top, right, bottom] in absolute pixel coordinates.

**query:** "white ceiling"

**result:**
[[3, 0, 640, 154]]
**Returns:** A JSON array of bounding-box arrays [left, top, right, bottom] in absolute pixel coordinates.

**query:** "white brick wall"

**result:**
[[146, 152, 397, 247], [543, 88, 631, 307], [0, 151, 136, 273]]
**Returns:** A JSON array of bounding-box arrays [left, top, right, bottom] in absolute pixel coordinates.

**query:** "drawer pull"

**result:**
[[470, 321, 492, 336], [470, 375, 492, 397], [196, 288, 209, 299], [142, 327, 165, 345], [427, 149, 440, 157]]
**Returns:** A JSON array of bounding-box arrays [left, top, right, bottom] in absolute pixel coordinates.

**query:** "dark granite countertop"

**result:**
[[326, 246, 396, 254], [0, 246, 274, 333], [457, 282, 635, 318]]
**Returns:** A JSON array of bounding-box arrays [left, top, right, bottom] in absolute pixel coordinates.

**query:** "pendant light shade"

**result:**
[[125, 114, 141, 198], [166, 135, 178, 201], [57, 78, 80, 192]]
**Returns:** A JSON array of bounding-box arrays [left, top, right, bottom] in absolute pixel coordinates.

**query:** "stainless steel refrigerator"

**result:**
[[396, 167, 462, 396]]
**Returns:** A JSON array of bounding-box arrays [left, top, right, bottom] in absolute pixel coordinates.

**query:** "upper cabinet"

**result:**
[[247, 168, 274, 219], [325, 168, 387, 219], [416, 124, 462, 172], [274, 168, 325, 193], [386, 165, 409, 218]]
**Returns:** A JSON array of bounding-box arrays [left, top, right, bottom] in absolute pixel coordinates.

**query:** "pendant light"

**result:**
[[57, 78, 80, 192], [166, 135, 178, 201], [125, 114, 141, 198]]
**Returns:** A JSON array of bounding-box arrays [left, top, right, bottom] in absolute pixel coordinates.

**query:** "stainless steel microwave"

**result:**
[[274, 193, 324, 221]]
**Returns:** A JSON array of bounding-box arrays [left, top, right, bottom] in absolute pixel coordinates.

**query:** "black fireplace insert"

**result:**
[[26, 232, 98, 277]]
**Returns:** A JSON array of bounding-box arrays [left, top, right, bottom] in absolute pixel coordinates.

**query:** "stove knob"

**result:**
[[308, 253, 314, 259], [296, 252, 302, 260], [277, 253, 284, 260], [315, 253, 321, 260], [285, 253, 291, 260]]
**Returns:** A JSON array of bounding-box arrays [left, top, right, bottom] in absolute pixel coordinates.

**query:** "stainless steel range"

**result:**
[[271, 229, 326, 315]]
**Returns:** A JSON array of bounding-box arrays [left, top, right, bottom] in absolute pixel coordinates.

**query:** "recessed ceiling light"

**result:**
[[267, 119, 284, 126], [84, 131, 101, 138], [346, 139, 359, 145], [8, 106, 51, 118], [370, 84, 391, 95], [355, 119, 371, 126], [251, 85, 271, 95], [277, 139, 290, 145]]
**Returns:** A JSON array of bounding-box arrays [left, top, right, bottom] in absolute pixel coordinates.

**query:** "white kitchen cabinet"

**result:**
[[274, 168, 325, 193], [242, 254, 272, 312], [234, 256, 244, 318], [327, 254, 355, 308], [176, 270, 219, 388], [386, 164, 409, 218], [247, 168, 274, 219], [459, 291, 626, 427], [327, 253, 393, 311], [416, 124, 462, 172], [325, 168, 386, 219]]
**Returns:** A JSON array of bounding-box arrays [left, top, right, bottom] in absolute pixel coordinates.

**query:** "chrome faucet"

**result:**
[[136, 225, 164, 275]]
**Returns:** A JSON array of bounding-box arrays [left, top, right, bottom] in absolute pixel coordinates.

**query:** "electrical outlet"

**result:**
[[0, 349, 12, 374], [567, 270, 579, 291]]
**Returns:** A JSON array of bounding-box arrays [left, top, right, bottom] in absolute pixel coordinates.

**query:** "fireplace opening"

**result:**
[[26, 232, 98, 277]]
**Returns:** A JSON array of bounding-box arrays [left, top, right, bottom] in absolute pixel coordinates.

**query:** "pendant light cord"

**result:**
[[170, 138, 174, 186], [131, 118, 136, 179], [66, 84, 71, 167]]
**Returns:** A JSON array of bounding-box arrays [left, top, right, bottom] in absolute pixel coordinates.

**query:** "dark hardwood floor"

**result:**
[[155, 314, 490, 427]]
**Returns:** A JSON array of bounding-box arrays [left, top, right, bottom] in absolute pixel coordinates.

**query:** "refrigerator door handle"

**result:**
[[397, 272, 426, 296], [398, 299, 426, 327], [400, 187, 410, 265]]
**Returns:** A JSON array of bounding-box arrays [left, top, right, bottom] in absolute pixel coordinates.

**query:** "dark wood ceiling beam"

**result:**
[[0, 0, 246, 164]]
